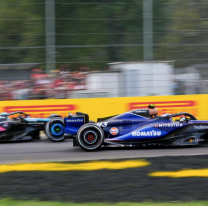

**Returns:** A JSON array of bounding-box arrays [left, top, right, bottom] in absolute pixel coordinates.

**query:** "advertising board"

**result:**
[[0, 94, 207, 121]]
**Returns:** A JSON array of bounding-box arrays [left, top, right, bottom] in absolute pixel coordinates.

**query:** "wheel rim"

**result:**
[[51, 123, 64, 136], [77, 125, 104, 150], [83, 130, 98, 145]]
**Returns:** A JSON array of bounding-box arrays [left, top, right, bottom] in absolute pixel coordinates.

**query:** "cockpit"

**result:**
[[131, 104, 197, 122]]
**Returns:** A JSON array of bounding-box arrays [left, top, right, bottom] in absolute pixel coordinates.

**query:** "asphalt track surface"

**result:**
[[1, 137, 208, 164]]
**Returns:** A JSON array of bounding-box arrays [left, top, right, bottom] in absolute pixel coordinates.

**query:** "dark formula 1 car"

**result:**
[[0, 111, 60, 141], [45, 105, 208, 151]]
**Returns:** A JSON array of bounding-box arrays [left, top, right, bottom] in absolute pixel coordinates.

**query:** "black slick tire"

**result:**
[[76, 123, 104, 151], [45, 117, 65, 142]]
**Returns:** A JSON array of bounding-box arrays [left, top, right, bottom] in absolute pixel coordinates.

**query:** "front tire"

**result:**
[[76, 123, 104, 151], [45, 117, 65, 142]]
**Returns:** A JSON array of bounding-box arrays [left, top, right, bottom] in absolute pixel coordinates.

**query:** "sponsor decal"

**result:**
[[97, 122, 108, 127], [155, 124, 183, 128], [4, 105, 77, 118], [66, 119, 83, 122], [5, 105, 76, 113], [193, 125, 208, 130], [189, 138, 205, 142], [132, 130, 161, 137], [110, 127, 119, 135], [28, 122, 45, 125], [129, 101, 195, 109], [195, 139, 205, 142], [134, 110, 146, 113]]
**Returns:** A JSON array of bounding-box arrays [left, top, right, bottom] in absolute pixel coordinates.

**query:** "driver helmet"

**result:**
[[148, 104, 158, 118], [179, 116, 188, 123], [148, 104, 155, 109]]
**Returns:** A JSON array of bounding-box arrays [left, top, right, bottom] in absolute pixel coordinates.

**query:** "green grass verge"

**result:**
[[1, 200, 208, 206]]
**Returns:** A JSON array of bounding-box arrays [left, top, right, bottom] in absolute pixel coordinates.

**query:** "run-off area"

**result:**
[[0, 155, 208, 202]]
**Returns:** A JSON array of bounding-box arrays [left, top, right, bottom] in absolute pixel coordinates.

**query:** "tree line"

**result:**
[[0, 0, 206, 69]]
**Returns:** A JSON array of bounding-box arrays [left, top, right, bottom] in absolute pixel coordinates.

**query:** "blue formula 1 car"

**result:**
[[0, 111, 60, 141], [45, 104, 208, 151]]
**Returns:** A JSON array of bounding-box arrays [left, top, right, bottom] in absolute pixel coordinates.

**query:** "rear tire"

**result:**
[[76, 123, 104, 151], [45, 117, 65, 142]]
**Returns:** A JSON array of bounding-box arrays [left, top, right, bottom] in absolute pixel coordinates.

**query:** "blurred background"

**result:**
[[0, 0, 207, 100]]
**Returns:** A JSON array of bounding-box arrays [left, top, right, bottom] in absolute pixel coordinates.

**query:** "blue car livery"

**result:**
[[45, 104, 208, 151]]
